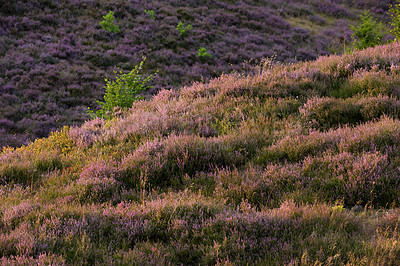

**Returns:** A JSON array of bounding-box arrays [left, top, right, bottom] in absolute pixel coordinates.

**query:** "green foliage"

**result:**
[[99, 11, 120, 33], [300, 97, 362, 131], [6, 43, 400, 265], [176, 21, 192, 38], [88, 58, 153, 119], [389, 1, 400, 40], [349, 10, 385, 50], [197, 47, 211, 61], [144, 10, 156, 19]]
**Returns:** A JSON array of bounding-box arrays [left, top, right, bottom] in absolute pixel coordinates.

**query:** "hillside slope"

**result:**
[[0, 0, 395, 147], [2, 43, 400, 264]]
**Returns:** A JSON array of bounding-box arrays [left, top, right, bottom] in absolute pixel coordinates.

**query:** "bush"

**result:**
[[300, 97, 361, 130], [88, 58, 154, 119], [176, 21, 192, 38], [390, 1, 400, 40], [144, 10, 156, 19], [299, 96, 400, 131], [303, 151, 399, 207], [118, 133, 251, 188], [99, 11, 120, 33], [197, 47, 211, 61], [349, 10, 385, 50]]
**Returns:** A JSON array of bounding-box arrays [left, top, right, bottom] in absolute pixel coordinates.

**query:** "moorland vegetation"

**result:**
[[3, 0, 400, 264], [0, 0, 395, 147], [2, 41, 400, 264]]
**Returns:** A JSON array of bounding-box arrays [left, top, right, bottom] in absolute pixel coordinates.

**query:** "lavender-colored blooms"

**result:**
[[2, 40, 400, 264], [0, 0, 394, 147]]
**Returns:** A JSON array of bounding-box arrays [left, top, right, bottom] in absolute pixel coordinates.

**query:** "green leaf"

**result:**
[[89, 58, 154, 119]]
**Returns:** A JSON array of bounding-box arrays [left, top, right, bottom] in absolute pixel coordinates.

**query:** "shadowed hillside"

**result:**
[[0, 0, 395, 147], [2, 43, 400, 264]]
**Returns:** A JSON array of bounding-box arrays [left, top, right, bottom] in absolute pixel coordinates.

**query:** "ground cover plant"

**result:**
[[0, 0, 396, 147], [2, 42, 400, 264]]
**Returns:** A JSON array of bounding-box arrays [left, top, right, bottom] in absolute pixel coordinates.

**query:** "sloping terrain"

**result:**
[[2, 43, 400, 264], [0, 0, 395, 147]]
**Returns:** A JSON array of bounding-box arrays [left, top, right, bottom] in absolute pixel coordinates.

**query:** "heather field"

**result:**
[[2, 43, 400, 264], [0, 0, 396, 147]]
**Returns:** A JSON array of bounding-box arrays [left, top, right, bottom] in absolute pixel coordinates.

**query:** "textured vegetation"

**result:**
[[87, 58, 154, 119], [99, 11, 120, 33], [0, 0, 396, 147], [2, 43, 400, 264], [350, 10, 385, 50]]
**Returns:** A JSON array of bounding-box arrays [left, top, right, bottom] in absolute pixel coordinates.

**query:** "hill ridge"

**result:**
[[2, 42, 400, 264]]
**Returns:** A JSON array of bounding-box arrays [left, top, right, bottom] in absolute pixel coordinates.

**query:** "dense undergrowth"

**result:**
[[2, 43, 400, 264], [0, 0, 395, 147]]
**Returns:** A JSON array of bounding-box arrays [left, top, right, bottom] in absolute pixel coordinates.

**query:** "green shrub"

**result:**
[[144, 10, 156, 19], [300, 97, 362, 130], [349, 10, 385, 50], [197, 47, 211, 61], [88, 58, 154, 119], [300, 96, 400, 131], [176, 21, 192, 38], [99, 11, 120, 33], [390, 1, 400, 40]]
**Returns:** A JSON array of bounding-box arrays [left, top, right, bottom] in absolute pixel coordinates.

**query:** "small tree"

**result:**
[[99, 11, 120, 33], [197, 47, 211, 61], [389, 0, 400, 40], [349, 10, 385, 50], [88, 58, 153, 119], [176, 21, 192, 38], [144, 10, 156, 19]]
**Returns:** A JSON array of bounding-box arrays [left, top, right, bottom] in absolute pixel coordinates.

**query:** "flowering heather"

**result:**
[[300, 95, 400, 130], [66, 160, 121, 203], [0, 0, 395, 147], [3, 43, 400, 264]]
